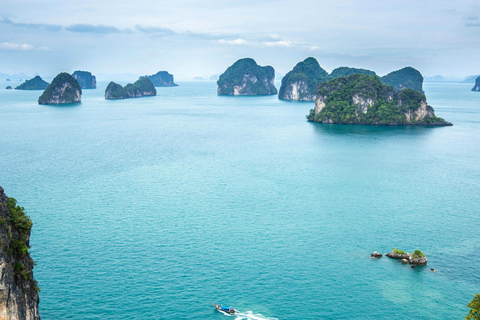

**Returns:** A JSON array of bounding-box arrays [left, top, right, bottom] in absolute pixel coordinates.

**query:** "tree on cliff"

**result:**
[[467, 293, 480, 319]]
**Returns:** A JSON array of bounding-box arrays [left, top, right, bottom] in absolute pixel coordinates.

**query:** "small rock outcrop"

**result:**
[[140, 71, 177, 87], [72, 71, 96, 89], [15, 76, 49, 90], [278, 57, 328, 101], [0, 186, 40, 320], [307, 74, 451, 126], [472, 77, 480, 91], [217, 58, 277, 95], [6, 86, 12, 90], [105, 78, 156, 99], [381, 67, 424, 93], [386, 249, 428, 266], [38, 72, 82, 105], [370, 251, 382, 258]]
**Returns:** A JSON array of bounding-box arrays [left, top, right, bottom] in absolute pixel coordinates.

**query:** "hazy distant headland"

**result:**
[[140, 71, 178, 87]]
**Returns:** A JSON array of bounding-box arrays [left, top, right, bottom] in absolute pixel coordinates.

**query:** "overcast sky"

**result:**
[[1, 0, 479, 80]]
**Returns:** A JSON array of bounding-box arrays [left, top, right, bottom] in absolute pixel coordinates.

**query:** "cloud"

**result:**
[[0, 17, 62, 32], [135, 25, 176, 36], [262, 40, 292, 47], [309, 46, 319, 51], [217, 38, 249, 45], [65, 24, 131, 34], [0, 42, 35, 50]]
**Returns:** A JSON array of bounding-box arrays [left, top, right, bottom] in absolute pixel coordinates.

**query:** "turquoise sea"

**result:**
[[0, 79, 479, 319]]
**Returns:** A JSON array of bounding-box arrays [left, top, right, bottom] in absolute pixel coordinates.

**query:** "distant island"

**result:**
[[105, 78, 156, 99], [381, 67, 423, 93], [38, 72, 82, 105], [472, 77, 480, 92], [15, 76, 49, 90], [307, 74, 451, 126], [217, 58, 277, 95], [6, 86, 12, 90], [140, 71, 177, 87], [72, 71, 96, 89], [278, 57, 328, 101]]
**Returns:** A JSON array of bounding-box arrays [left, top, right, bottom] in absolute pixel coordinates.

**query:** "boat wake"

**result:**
[[218, 310, 278, 320]]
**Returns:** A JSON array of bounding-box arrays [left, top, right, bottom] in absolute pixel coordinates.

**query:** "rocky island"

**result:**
[[381, 67, 424, 93], [72, 70, 96, 89], [140, 71, 177, 87], [6, 86, 12, 90], [105, 78, 156, 99], [15, 76, 49, 90], [38, 72, 82, 105], [386, 248, 427, 265], [472, 77, 480, 91], [307, 74, 451, 126], [217, 58, 277, 95], [278, 57, 328, 101], [0, 186, 40, 319]]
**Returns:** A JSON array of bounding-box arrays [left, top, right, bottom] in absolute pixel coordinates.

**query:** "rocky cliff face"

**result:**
[[0, 187, 40, 320], [381, 67, 424, 93], [72, 71, 96, 89], [309, 74, 451, 126], [472, 77, 480, 91], [15, 77, 49, 91], [217, 58, 277, 96], [105, 78, 156, 99], [38, 73, 81, 105], [140, 71, 177, 87], [278, 57, 328, 101]]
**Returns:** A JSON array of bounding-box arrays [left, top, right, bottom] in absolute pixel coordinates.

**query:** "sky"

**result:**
[[0, 0, 479, 80]]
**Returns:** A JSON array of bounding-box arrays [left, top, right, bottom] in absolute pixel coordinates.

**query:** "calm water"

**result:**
[[0, 80, 479, 319]]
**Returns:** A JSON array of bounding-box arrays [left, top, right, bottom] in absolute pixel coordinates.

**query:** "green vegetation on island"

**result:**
[[381, 67, 423, 93], [326, 67, 376, 81], [38, 72, 82, 105], [278, 57, 328, 101], [393, 248, 406, 254], [140, 71, 178, 87], [467, 293, 480, 319], [105, 78, 156, 99], [217, 58, 277, 95], [307, 74, 451, 126], [411, 250, 426, 258], [15, 76, 49, 90]]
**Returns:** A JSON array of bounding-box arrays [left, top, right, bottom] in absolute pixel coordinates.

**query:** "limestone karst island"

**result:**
[[217, 58, 277, 95], [140, 71, 178, 87], [105, 78, 156, 99], [38, 72, 82, 105], [0, 187, 40, 320], [72, 70, 97, 89]]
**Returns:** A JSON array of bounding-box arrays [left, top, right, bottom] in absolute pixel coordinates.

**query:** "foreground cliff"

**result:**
[[105, 78, 156, 99], [15, 77, 49, 91], [217, 58, 277, 95], [472, 77, 480, 92], [140, 71, 177, 87], [0, 187, 40, 320], [307, 74, 451, 126], [72, 71, 96, 89], [38, 73, 82, 105], [278, 57, 328, 101]]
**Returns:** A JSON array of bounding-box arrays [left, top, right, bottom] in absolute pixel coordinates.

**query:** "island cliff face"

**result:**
[[15, 77, 49, 91], [381, 67, 423, 93], [72, 71, 96, 89], [307, 74, 451, 126], [0, 187, 40, 320], [278, 57, 328, 101], [140, 71, 177, 87], [472, 77, 480, 91], [38, 73, 82, 105], [105, 78, 156, 99], [217, 58, 277, 95]]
